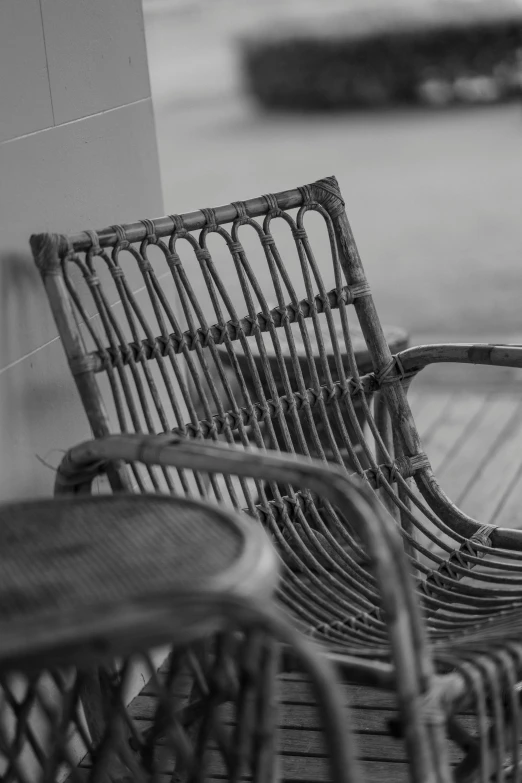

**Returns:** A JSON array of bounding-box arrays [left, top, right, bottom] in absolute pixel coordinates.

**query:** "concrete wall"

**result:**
[[0, 0, 164, 501]]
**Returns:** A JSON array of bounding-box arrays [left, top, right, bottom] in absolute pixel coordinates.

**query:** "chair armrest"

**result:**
[[397, 343, 522, 375], [394, 342, 522, 548], [56, 432, 433, 691], [55, 433, 403, 558]]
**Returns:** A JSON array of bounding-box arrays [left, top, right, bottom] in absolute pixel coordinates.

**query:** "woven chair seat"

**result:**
[[0, 495, 275, 669]]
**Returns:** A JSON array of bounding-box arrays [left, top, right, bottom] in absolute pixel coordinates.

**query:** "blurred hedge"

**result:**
[[239, 1, 522, 109]]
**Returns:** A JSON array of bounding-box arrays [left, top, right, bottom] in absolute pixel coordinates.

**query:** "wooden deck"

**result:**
[[127, 667, 421, 782], [121, 378, 522, 782], [123, 664, 471, 782], [409, 380, 522, 529]]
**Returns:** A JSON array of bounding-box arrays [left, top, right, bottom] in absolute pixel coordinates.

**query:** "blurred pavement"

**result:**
[[144, 1, 522, 347]]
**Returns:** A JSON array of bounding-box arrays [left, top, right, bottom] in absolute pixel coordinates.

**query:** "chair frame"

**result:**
[[30, 174, 522, 782]]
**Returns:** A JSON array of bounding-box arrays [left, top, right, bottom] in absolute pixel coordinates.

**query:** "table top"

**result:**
[[0, 494, 277, 670]]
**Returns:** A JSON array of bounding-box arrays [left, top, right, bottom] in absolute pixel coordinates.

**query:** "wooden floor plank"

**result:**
[[111, 725, 463, 766], [201, 766, 411, 783], [147, 670, 479, 715], [403, 384, 429, 420], [454, 397, 522, 522], [426, 393, 520, 513], [492, 457, 522, 529], [408, 389, 456, 444], [129, 696, 394, 733], [417, 391, 486, 475], [129, 695, 480, 739], [117, 739, 462, 774], [76, 760, 413, 783]]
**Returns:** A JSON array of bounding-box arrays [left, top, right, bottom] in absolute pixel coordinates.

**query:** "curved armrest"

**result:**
[[397, 343, 522, 376], [56, 433, 433, 684], [57, 434, 451, 773], [55, 433, 408, 564], [392, 343, 522, 549]]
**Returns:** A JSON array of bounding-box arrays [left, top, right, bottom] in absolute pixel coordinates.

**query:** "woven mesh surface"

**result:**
[[219, 313, 407, 409], [0, 496, 242, 623], [229, 314, 407, 362]]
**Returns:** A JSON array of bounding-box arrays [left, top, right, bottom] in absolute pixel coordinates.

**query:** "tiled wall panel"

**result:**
[[41, 0, 151, 124], [0, 98, 163, 369], [0, 1, 164, 502], [0, 0, 54, 142]]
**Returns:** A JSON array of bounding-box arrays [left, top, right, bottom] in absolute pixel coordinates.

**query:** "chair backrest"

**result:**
[[30, 177, 410, 473], [30, 174, 479, 575]]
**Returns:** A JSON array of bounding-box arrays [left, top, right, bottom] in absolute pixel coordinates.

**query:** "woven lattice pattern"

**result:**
[[0, 595, 355, 783], [0, 496, 242, 625], [0, 645, 256, 783]]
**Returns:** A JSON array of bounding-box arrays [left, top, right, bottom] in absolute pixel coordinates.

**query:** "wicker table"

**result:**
[[219, 313, 408, 465], [0, 493, 279, 780], [0, 494, 357, 783], [0, 493, 277, 670]]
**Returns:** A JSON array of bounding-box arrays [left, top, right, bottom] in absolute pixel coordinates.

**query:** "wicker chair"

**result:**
[[31, 175, 522, 782]]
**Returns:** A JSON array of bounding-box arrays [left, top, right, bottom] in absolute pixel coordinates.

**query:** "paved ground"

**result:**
[[145, 2, 522, 347]]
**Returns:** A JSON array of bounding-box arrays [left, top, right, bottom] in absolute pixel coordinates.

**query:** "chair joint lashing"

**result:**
[[348, 282, 372, 301], [112, 224, 130, 250], [140, 218, 157, 245], [467, 523, 496, 549], [422, 524, 497, 597], [374, 354, 412, 385], [84, 229, 101, 257], [169, 213, 186, 237], [263, 192, 280, 214], [68, 355, 99, 376]]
